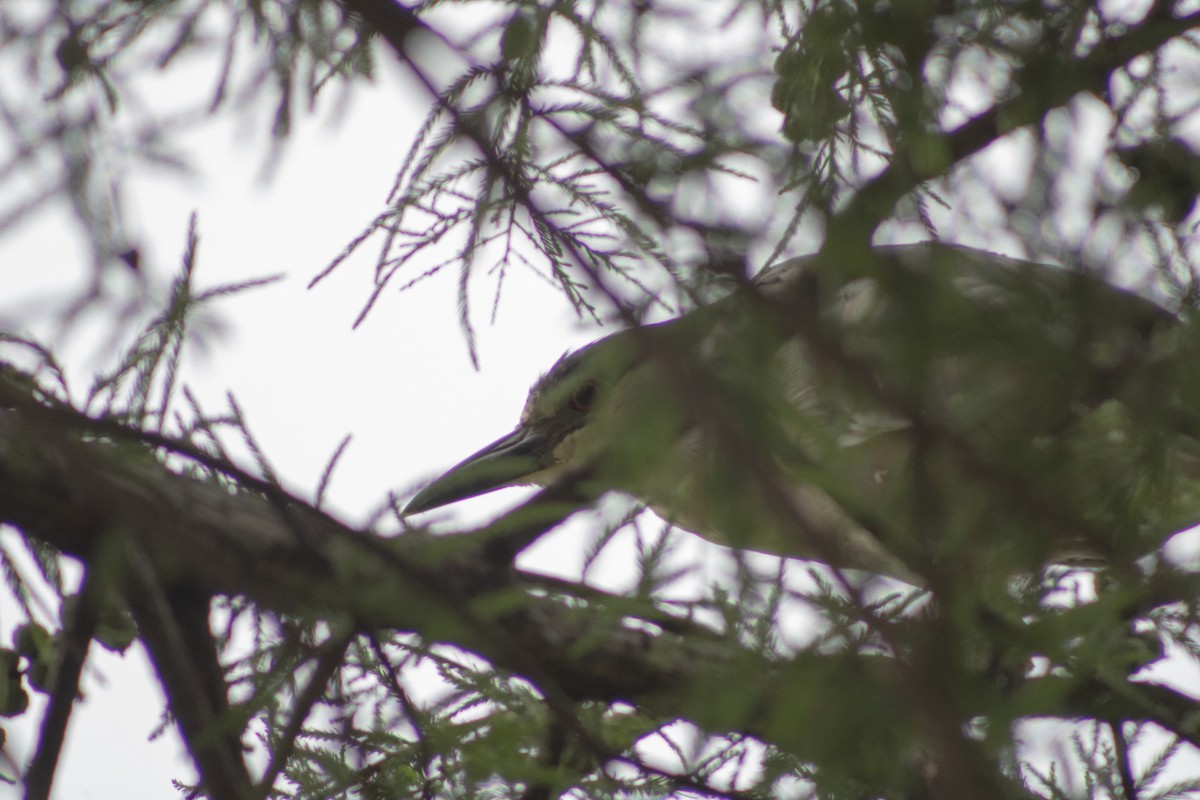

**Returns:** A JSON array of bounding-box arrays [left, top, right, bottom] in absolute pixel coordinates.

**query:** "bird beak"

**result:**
[[405, 426, 549, 516]]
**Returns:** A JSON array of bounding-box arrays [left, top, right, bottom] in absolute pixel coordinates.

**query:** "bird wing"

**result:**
[[655, 242, 1194, 579]]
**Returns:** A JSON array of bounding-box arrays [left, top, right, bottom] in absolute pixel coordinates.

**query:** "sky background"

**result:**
[[2, 5, 1200, 798], [0, 25, 744, 797]]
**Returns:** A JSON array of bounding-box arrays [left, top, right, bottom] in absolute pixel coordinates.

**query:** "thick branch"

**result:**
[[0, 400, 719, 701], [827, 10, 1200, 251], [0, 390, 1195, 759]]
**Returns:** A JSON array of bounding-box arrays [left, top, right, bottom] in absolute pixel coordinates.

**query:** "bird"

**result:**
[[405, 243, 1200, 584]]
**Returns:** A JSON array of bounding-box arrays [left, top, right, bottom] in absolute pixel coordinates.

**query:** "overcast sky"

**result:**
[[0, 26, 750, 797], [3, 7, 1200, 798]]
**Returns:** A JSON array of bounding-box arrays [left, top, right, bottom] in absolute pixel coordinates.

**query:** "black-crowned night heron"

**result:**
[[406, 243, 1199, 583]]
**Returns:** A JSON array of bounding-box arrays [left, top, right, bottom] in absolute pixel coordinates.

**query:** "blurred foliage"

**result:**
[[1, 0, 1200, 799]]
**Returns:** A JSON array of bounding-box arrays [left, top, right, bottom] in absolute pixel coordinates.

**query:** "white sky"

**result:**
[[0, 29, 745, 798], [1, 6, 1200, 799]]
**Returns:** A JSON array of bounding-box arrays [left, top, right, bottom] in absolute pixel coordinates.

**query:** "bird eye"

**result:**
[[569, 381, 597, 412]]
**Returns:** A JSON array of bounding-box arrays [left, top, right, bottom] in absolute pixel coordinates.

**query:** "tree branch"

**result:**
[[0, 377, 1195, 771], [23, 566, 98, 800], [826, 10, 1200, 253], [124, 551, 255, 800]]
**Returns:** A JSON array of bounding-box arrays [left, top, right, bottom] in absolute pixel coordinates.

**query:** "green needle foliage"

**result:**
[[2, 2, 1200, 800]]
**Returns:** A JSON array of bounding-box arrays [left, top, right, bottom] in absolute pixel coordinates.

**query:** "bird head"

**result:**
[[404, 326, 659, 516]]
